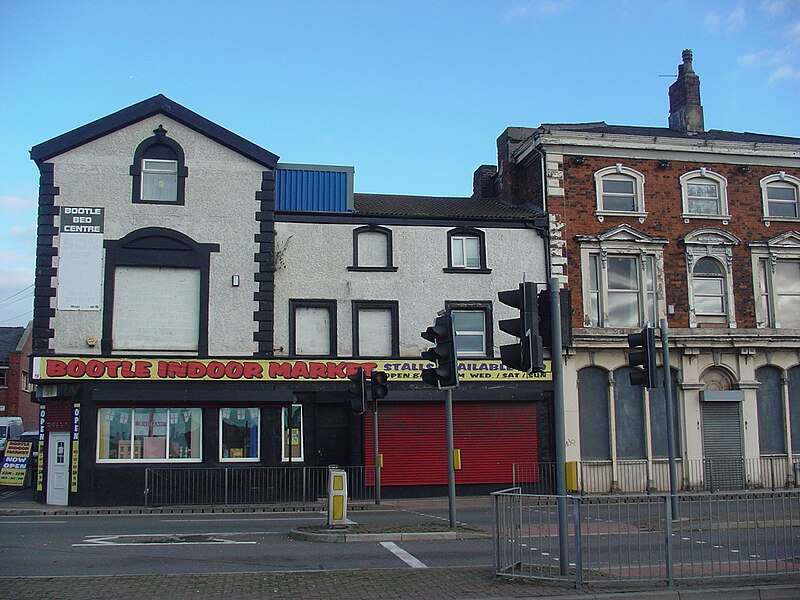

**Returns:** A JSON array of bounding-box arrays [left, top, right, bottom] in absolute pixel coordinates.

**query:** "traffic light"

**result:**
[[420, 313, 459, 389], [628, 326, 660, 388], [371, 370, 389, 401], [347, 367, 367, 413], [498, 282, 544, 373]]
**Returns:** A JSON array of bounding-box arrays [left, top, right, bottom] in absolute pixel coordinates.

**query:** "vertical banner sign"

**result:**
[[57, 207, 104, 310], [70, 403, 80, 493], [36, 405, 45, 492]]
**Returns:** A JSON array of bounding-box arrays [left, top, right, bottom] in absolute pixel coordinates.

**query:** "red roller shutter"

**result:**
[[364, 401, 538, 486]]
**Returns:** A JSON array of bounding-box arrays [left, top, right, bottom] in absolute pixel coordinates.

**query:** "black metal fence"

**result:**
[[144, 465, 373, 507]]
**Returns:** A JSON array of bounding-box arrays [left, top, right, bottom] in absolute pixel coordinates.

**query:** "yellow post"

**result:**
[[565, 461, 578, 492]]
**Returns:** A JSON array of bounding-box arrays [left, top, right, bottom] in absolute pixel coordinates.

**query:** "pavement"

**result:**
[[2, 487, 799, 600]]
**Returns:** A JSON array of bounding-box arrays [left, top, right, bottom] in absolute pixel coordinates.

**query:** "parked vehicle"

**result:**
[[0, 417, 24, 454]]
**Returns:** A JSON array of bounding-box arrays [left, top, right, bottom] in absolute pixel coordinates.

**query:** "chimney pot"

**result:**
[[669, 49, 704, 133]]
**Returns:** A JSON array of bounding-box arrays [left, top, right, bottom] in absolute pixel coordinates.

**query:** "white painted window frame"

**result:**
[[749, 232, 800, 329], [593, 164, 647, 223], [760, 172, 800, 226], [680, 168, 730, 223]]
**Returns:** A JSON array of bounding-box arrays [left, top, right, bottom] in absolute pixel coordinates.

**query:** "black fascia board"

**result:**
[[30, 94, 279, 168]]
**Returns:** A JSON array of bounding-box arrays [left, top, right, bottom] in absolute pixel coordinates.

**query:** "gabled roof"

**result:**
[[0, 327, 24, 363], [30, 94, 279, 168], [353, 193, 542, 220], [538, 122, 800, 146]]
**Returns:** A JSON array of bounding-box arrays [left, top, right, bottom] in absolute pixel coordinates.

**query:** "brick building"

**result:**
[[476, 50, 800, 492], [0, 323, 36, 430]]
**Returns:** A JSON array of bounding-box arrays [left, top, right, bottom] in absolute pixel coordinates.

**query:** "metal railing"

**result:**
[[513, 457, 800, 495], [144, 465, 372, 507], [492, 488, 800, 587]]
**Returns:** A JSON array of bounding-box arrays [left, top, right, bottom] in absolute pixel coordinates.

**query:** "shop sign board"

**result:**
[[0, 441, 33, 487], [32, 357, 552, 383]]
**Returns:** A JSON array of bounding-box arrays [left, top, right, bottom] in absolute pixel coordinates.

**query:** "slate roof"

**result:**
[[0, 327, 24, 363], [538, 122, 800, 146], [353, 193, 542, 220]]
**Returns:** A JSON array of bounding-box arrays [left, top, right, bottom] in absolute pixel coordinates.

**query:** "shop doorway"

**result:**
[[700, 368, 744, 491], [46, 432, 70, 505], [316, 404, 351, 467]]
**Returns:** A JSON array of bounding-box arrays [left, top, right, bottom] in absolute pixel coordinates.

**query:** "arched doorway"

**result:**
[[700, 368, 744, 490]]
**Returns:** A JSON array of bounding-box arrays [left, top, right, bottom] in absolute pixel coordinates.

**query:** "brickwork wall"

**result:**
[[559, 156, 800, 329]]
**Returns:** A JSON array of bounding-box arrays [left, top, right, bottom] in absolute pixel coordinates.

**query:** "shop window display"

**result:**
[[97, 407, 201, 462], [220, 408, 260, 461]]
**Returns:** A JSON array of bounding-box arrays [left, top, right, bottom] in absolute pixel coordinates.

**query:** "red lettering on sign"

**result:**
[[187, 362, 205, 378], [309, 362, 328, 379], [207, 361, 225, 379], [290, 362, 310, 379], [225, 362, 243, 379], [120, 361, 136, 378], [46, 359, 67, 377], [242, 362, 263, 379], [106, 361, 123, 377], [134, 361, 151, 378], [85, 360, 105, 378], [269, 362, 291, 379]]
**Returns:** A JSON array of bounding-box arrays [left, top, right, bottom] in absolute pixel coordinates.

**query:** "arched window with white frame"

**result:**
[[680, 169, 729, 223], [760, 172, 800, 225], [683, 229, 739, 328], [593, 164, 646, 222]]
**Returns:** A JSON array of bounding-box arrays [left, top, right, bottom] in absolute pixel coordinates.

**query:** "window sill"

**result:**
[[443, 267, 492, 274], [347, 266, 399, 272], [97, 458, 202, 464], [595, 210, 647, 223], [681, 213, 731, 225], [132, 198, 185, 206], [762, 215, 800, 228]]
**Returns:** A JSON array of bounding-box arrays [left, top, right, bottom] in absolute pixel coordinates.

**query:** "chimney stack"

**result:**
[[668, 49, 704, 133]]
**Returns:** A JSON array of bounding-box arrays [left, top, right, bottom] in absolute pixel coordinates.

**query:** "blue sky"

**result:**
[[1, 0, 799, 327]]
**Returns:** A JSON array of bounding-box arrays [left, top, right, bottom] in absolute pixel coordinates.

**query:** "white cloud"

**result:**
[[0, 194, 35, 212], [0, 266, 34, 327], [705, 5, 747, 33], [768, 65, 800, 83], [760, 0, 788, 15], [503, 0, 568, 22]]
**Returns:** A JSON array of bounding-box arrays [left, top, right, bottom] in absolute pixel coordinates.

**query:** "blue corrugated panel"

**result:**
[[276, 166, 352, 212]]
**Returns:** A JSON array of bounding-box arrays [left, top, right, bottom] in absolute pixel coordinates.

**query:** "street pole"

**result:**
[[373, 399, 381, 505], [445, 388, 457, 528], [660, 318, 679, 519], [549, 276, 569, 576]]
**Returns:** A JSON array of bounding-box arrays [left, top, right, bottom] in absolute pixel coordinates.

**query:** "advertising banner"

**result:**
[[0, 441, 33, 487], [57, 207, 104, 310], [70, 403, 80, 493]]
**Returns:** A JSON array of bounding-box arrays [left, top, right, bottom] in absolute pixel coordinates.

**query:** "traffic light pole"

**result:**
[[373, 399, 381, 505], [549, 276, 569, 577], [445, 388, 457, 529], [660, 319, 679, 519]]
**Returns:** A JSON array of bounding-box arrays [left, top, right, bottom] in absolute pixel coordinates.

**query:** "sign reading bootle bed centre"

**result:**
[[31, 357, 551, 382]]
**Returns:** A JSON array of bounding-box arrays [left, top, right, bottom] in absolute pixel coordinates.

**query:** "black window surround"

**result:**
[[352, 300, 400, 357], [101, 227, 219, 355], [130, 125, 188, 205], [288, 299, 337, 357], [445, 300, 494, 357], [348, 225, 398, 272], [444, 227, 491, 273]]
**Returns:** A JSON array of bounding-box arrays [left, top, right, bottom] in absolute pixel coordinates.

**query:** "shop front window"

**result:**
[[97, 407, 201, 462], [220, 408, 260, 461]]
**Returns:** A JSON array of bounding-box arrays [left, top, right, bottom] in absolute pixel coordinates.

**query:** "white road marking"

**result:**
[[72, 531, 276, 547], [379, 541, 427, 569]]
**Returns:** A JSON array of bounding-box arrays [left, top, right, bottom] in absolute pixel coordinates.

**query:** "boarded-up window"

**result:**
[[295, 307, 331, 355], [112, 266, 200, 350], [578, 367, 610, 460], [614, 367, 646, 459], [756, 366, 785, 455], [790, 366, 800, 451], [357, 231, 388, 267], [357, 308, 392, 357], [648, 367, 681, 458]]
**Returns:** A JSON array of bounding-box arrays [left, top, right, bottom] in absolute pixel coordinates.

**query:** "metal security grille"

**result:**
[[701, 401, 744, 490]]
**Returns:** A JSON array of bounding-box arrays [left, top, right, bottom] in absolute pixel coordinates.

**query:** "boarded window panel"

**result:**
[[579, 367, 610, 460], [789, 366, 800, 451], [649, 368, 681, 458], [357, 231, 388, 267], [113, 266, 200, 350], [295, 307, 330, 355], [614, 367, 646, 459], [756, 366, 786, 454], [358, 308, 392, 357]]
